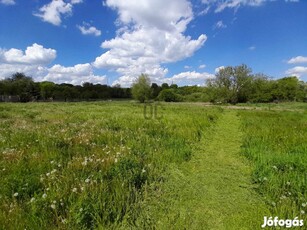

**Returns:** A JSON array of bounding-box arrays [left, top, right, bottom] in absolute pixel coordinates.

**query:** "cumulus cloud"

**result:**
[[77, 22, 101, 36], [285, 66, 307, 78], [94, 0, 207, 87], [0, 44, 105, 85], [287, 56, 307, 64], [34, 0, 82, 26], [40, 63, 106, 85], [0, 0, 15, 5], [201, 0, 299, 13], [169, 71, 214, 83]]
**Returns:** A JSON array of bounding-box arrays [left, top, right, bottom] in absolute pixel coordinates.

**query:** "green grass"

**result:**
[[0, 102, 306, 229], [132, 110, 269, 229], [0, 102, 220, 229], [239, 109, 307, 221]]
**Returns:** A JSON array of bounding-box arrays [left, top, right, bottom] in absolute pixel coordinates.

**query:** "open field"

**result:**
[[0, 102, 306, 229]]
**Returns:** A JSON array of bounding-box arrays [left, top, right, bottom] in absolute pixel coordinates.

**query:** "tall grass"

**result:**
[[0, 102, 220, 229], [239, 109, 307, 220]]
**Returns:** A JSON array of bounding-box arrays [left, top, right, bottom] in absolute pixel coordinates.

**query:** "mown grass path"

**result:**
[[147, 110, 269, 230]]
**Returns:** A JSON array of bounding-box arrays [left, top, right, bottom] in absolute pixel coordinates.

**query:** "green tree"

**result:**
[[207, 64, 253, 104], [131, 74, 151, 103]]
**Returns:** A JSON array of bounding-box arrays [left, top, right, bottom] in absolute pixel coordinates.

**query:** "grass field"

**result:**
[[0, 102, 306, 229]]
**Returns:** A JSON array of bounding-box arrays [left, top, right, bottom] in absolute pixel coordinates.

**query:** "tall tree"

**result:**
[[131, 74, 151, 103]]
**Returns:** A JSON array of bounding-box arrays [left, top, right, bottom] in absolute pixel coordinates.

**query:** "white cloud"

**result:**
[[34, 0, 82, 26], [214, 20, 227, 29], [94, 0, 207, 87], [1, 43, 56, 65], [41, 63, 106, 85], [0, 43, 105, 85], [215, 66, 225, 74], [285, 66, 307, 78], [201, 0, 299, 13], [199, 64, 206, 69], [77, 22, 101, 36], [171, 71, 214, 81], [287, 56, 307, 64], [0, 0, 15, 5], [162, 71, 214, 86]]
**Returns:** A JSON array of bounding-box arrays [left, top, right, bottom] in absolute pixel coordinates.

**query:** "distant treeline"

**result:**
[[0, 73, 131, 102], [1, 65, 307, 103]]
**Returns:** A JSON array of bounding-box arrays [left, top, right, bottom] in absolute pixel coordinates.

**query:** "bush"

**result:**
[[157, 89, 182, 102]]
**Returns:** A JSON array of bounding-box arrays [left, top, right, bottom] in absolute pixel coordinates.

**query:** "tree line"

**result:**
[[0, 73, 131, 102], [132, 65, 307, 103], [1, 65, 307, 103]]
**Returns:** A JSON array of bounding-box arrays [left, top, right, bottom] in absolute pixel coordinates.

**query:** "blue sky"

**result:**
[[0, 0, 307, 86]]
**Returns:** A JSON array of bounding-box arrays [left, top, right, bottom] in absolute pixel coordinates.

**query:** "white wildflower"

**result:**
[[85, 178, 90, 183], [42, 193, 47, 199], [50, 204, 56, 209], [13, 193, 18, 197], [301, 210, 305, 215], [30, 198, 35, 203], [72, 188, 77, 193]]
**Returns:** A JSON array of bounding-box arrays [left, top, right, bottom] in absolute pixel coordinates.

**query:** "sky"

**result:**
[[0, 0, 307, 87]]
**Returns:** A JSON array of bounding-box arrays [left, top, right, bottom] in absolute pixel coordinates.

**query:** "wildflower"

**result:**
[[72, 188, 77, 193], [272, 165, 278, 170], [42, 193, 47, 199], [53, 200, 57, 204], [13, 192, 18, 197], [58, 164, 61, 168], [114, 158, 118, 163], [85, 178, 90, 183], [301, 210, 305, 215], [50, 161, 54, 164], [271, 202, 276, 207], [30, 198, 35, 203], [79, 208, 83, 212], [263, 177, 268, 181], [302, 203, 306, 208], [51, 169, 57, 174], [46, 172, 50, 177], [286, 181, 291, 186], [50, 204, 56, 209], [142, 168, 146, 173]]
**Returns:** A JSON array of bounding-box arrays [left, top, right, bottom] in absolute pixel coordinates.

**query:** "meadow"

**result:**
[[0, 102, 306, 229]]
